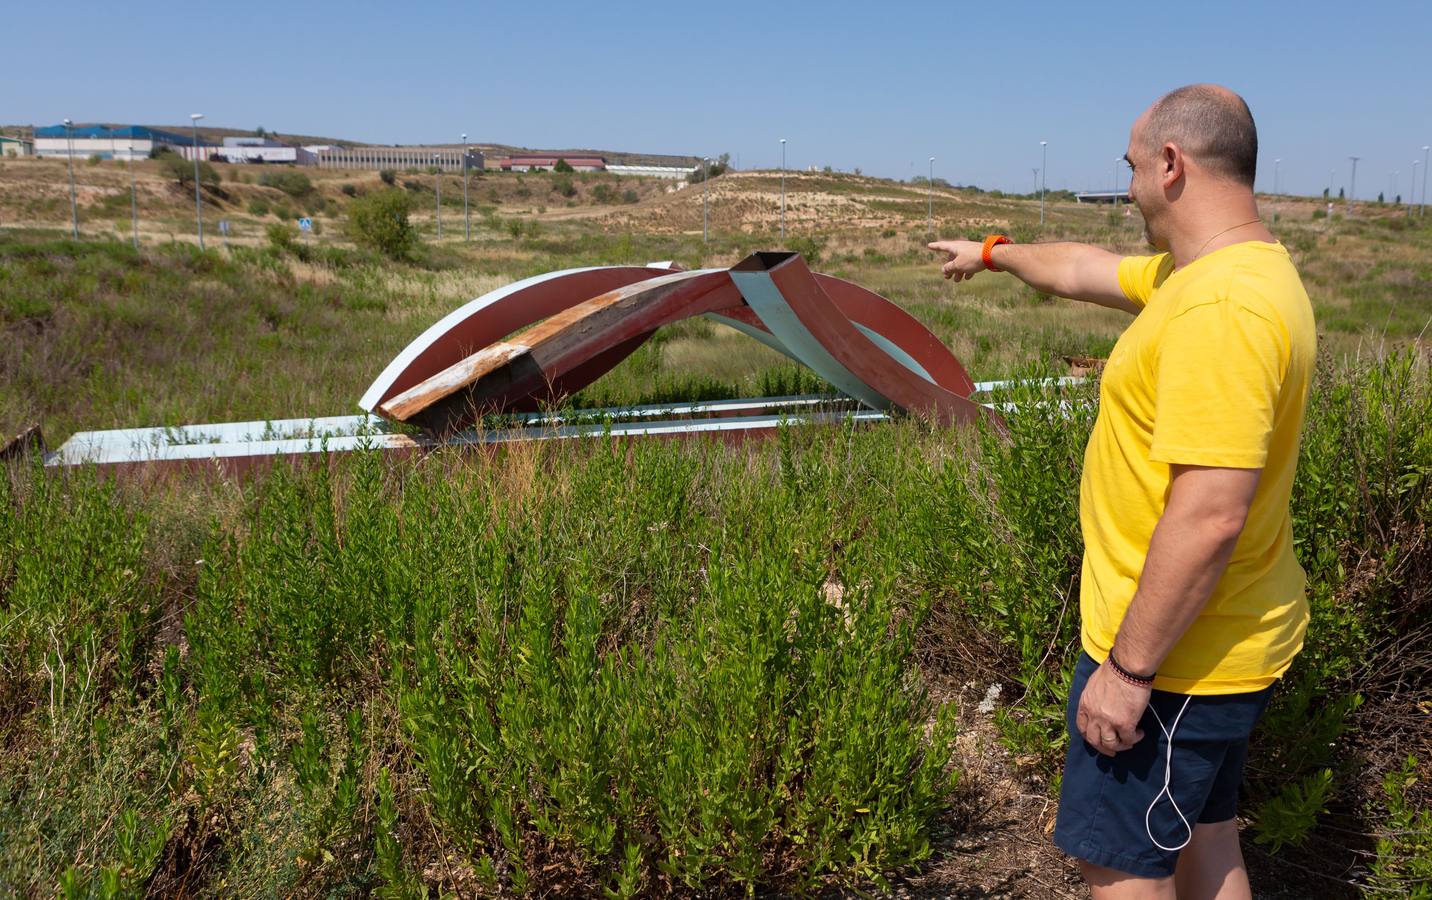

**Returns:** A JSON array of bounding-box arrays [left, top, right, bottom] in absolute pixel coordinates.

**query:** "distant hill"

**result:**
[[0, 123, 702, 168]]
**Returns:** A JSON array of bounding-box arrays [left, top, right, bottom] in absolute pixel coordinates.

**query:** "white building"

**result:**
[[216, 136, 315, 165], [313, 146, 482, 173], [33, 124, 212, 162], [0, 135, 32, 157], [606, 164, 699, 180]]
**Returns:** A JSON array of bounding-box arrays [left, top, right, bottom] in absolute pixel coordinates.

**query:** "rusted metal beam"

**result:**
[[728, 252, 995, 426], [377, 270, 742, 433], [360, 265, 690, 413]]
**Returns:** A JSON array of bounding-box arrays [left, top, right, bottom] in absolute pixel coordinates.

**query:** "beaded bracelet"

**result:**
[[1107, 650, 1156, 687]]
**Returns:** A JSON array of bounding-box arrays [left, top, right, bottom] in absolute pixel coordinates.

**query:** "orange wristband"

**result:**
[[982, 234, 1012, 272]]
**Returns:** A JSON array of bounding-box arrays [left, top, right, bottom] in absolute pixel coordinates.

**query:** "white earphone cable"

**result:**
[[1145, 695, 1194, 852]]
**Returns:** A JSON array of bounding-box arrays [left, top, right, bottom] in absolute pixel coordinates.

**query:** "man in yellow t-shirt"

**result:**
[[929, 84, 1315, 898]]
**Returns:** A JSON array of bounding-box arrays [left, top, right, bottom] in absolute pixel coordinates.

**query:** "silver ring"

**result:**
[[1100, 735, 1117, 744]]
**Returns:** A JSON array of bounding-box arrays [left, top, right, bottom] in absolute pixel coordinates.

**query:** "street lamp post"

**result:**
[[1040, 140, 1048, 227], [1113, 157, 1121, 212], [780, 138, 787, 241], [927, 156, 934, 235], [1414, 147, 1426, 219], [1348, 156, 1360, 216], [63, 118, 79, 239], [702, 156, 710, 244], [190, 114, 205, 250], [128, 141, 139, 249], [1272, 158, 1281, 223], [434, 155, 442, 240], [461, 134, 470, 241], [1414, 160, 1422, 216]]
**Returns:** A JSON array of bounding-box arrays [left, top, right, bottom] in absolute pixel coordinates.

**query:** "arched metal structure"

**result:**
[[362, 251, 995, 434], [49, 251, 1014, 476]]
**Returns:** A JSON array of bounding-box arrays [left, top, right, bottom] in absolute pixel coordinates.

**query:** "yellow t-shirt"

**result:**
[[1079, 240, 1316, 694]]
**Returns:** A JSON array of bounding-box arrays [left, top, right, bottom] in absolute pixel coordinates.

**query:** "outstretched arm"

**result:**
[[927, 239, 1140, 315]]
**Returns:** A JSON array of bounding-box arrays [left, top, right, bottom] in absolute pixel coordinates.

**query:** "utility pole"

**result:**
[[1348, 156, 1360, 216], [927, 156, 934, 235], [1113, 157, 1121, 212], [434, 155, 442, 239], [461, 134, 470, 241], [128, 141, 139, 248], [190, 114, 205, 250], [63, 118, 79, 239], [780, 138, 787, 241], [702, 156, 710, 244], [1040, 140, 1048, 227]]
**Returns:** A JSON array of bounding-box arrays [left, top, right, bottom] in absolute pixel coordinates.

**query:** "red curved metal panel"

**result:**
[[731, 252, 995, 427], [360, 266, 674, 411], [379, 270, 742, 433]]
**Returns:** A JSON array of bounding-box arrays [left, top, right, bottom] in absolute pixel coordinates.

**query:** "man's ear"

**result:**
[[1161, 143, 1184, 189]]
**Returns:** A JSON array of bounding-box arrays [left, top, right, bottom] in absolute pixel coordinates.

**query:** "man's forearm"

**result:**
[[987, 241, 1136, 311], [987, 241, 1091, 295]]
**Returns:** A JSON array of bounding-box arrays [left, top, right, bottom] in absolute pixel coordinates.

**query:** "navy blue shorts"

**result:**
[[1052, 651, 1275, 878]]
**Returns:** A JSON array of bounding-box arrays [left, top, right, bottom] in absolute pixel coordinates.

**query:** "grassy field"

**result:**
[[1, 164, 1430, 897]]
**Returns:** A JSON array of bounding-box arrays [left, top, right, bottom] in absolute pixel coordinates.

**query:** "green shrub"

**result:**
[[1366, 756, 1432, 897], [265, 222, 298, 253], [340, 183, 357, 197], [247, 198, 270, 217], [257, 171, 312, 197], [379, 169, 396, 186], [784, 234, 827, 266], [343, 189, 415, 259], [551, 174, 577, 198], [156, 150, 220, 191], [552, 158, 575, 173]]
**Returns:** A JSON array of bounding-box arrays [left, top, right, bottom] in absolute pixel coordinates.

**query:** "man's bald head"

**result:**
[[1140, 84, 1258, 187]]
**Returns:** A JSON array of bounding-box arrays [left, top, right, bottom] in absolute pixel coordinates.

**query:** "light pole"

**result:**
[[63, 118, 79, 239], [1113, 157, 1121, 212], [1040, 140, 1048, 227], [927, 156, 934, 235], [461, 134, 470, 241], [1348, 156, 1360, 216], [702, 156, 710, 244], [190, 114, 205, 249], [1422, 146, 1430, 217], [434, 155, 442, 239], [128, 141, 139, 249], [1032, 168, 1039, 198], [1414, 160, 1422, 216], [780, 138, 787, 241], [1329, 168, 1336, 202], [1274, 158, 1280, 198]]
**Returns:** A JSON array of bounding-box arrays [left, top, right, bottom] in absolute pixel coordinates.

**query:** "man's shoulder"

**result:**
[[1168, 243, 1307, 325]]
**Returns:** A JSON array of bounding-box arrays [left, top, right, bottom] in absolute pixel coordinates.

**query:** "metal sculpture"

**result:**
[[48, 251, 1009, 475], [363, 251, 994, 433]]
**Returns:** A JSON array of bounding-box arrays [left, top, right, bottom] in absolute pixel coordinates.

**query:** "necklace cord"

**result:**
[[1193, 218, 1263, 261]]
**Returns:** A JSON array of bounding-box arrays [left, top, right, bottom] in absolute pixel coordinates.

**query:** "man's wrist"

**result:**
[[1106, 648, 1156, 687], [982, 234, 1012, 271]]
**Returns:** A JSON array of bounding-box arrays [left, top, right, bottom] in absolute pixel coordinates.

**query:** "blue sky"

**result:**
[[6, 0, 1429, 200]]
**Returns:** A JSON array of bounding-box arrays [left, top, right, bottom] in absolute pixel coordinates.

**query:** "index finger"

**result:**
[[926, 240, 962, 254]]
